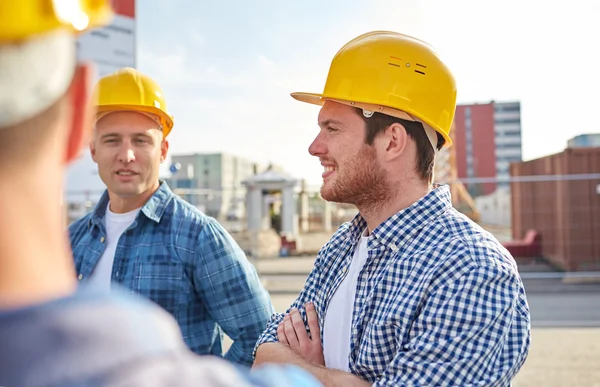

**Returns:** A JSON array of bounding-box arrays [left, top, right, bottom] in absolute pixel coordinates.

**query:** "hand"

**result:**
[[277, 302, 325, 366]]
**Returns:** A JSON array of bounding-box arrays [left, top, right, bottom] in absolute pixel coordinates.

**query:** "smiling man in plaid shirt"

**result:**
[[253, 31, 531, 386], [68, 67, 274, 366]]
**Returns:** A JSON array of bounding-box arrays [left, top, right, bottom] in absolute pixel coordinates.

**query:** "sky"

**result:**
[[133, 0, 599, 187]]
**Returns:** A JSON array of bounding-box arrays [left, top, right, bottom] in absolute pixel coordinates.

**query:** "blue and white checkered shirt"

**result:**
[[255, 185, 531, 386], [69, 181, 274, 366]]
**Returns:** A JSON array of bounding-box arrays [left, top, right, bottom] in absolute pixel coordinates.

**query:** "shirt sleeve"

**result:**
[[252, 246, 329, 358], [193, 219, 275, 366], [373, 265, 531, 387]]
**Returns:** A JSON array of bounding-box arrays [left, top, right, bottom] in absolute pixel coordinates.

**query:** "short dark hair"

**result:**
[[355, 109, 445, 183]]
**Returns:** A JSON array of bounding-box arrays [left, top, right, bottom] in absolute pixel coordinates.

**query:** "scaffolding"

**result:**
[[434, 122, 481, 222]]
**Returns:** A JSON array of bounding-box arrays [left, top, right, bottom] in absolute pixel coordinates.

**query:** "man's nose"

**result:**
[[308, 132, 327, 157], [117, 143, 135, 163]]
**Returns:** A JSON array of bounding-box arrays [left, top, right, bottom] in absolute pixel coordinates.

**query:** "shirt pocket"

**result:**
[[133, 260, 183, 318], [356, 322, 401, 374]]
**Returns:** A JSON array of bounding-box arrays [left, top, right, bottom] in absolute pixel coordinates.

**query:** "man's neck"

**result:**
[[0, 173, 77, 310], [108, 181, 160, 214], [358, 181, 431, 234]]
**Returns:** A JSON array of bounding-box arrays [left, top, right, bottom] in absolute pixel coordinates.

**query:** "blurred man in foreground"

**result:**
[[0, 2, 319, 386]]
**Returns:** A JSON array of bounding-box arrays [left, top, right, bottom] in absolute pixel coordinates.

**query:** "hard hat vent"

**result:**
[[387, 56, 427, 75], [414, 63, 427, 75]]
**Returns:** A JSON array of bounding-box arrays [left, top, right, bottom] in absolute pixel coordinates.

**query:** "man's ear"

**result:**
[[89, 138, 97, 162], [65, 63, 95, 164], [379, 122, 409, 162], [160, 138, 169, 163]]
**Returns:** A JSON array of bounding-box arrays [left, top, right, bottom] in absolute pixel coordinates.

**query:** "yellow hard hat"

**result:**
[[93, 67, 175, 138], [291, 31, 457, 147], [0, 0, 113, 42]]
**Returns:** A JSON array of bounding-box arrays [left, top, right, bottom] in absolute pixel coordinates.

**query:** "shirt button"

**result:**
[[342, 266, 347, 273], [100, 236, 105, 243], [78, 274, 83, 280]]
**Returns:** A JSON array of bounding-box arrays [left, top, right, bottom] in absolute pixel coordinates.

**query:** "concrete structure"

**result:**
[[453, 101, 523, 196], [474, 187, 511, 227], [241, 169, 298, 238], [298, 180, 334, 234], [168, 153, 259, 219]]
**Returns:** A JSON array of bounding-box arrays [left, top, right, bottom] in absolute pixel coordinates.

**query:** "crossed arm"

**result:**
[[253, 302, 371, 387], [253, 260, 530, 386]]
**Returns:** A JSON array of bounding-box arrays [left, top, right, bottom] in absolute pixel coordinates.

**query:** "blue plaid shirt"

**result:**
[[69, 181, 274, 366], [255, 185, 531, 386]]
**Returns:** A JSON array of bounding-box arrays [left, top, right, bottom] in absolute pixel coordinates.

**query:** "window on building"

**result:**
[[503, 104, 520, 112], [501, 129, 521, 136], [496, 118, 521, 124], [495, 103, 520, 112]]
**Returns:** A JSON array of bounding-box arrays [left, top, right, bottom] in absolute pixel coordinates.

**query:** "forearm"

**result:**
[[253, 262, 326, 357], [254, 343, 371, 387]]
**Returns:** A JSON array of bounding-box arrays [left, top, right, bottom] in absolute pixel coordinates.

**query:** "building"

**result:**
[[567, 133, 600, 148], [510, 147, 600, 271], [167, 152, 285, 220], [453, 101, 523, 196]]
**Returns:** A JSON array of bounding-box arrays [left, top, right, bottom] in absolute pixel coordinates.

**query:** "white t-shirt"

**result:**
[[86, 202, 140, 292], [322, 231, 370, 371]]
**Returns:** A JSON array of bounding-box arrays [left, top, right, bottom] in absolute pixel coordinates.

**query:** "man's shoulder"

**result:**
[[425, 208, 520, 276], [0, 287, 321, 387], [163, 196, 235, 247], [111, 357, 322, 387], [166, 194, 212, 225]]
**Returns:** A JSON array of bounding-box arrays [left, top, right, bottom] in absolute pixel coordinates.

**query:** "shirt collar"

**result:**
[[89, 180, 174, 228], [346, 184, 453, 251]]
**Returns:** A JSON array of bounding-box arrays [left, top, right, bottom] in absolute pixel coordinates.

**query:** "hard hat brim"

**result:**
[[95, 104, 174, 138], [290, 92, 325, 106], [290, 92, 452, 148]]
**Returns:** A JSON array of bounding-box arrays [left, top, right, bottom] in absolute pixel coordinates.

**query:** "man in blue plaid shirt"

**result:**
[[68, 68, 274, 366], [253, 31, 531, 386]]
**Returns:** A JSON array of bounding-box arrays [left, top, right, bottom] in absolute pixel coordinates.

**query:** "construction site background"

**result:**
[[63, 122, 600, 271], [64, 170, 599, 273]]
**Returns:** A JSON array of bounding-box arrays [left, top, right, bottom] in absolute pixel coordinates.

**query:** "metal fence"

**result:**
[[64, 171, 600, 271]]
